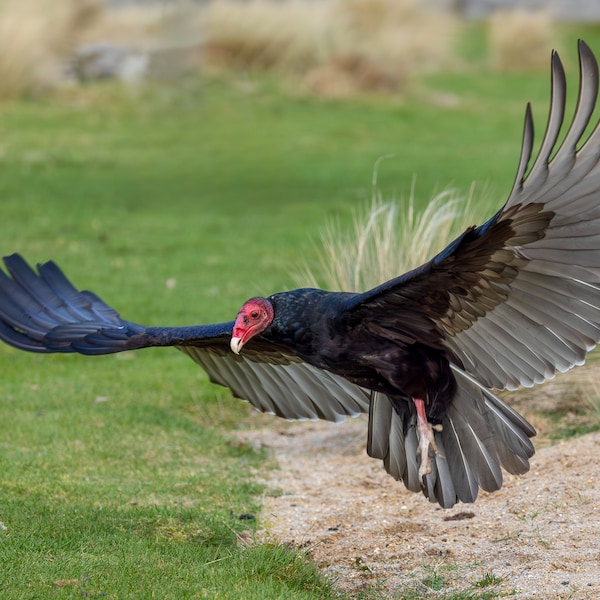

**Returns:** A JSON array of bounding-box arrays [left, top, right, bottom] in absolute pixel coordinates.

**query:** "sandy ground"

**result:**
[[239, 415, 600, 599]]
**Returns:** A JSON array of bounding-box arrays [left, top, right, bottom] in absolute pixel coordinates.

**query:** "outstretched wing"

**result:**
[[0, 254, 369, 422], [344, 40, 600, 392]]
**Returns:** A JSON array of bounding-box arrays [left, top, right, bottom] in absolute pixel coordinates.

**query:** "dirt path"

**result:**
[[241, 416, 600, 598]]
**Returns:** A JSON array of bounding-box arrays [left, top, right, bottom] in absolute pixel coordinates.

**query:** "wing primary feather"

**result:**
[[559, 40, 599, 153], [522, 49, 567, 191], [509, 103, 535, 197]]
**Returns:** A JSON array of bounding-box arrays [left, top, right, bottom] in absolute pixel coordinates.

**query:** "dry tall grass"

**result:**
[[78, 4, 165, 46], [0, 0, 457, 97], [296, 182, 491, 292], [488, 9, 556, 71], [0, 0, 100, 98], [205, 0, 459, 95], [205, 1, 333, 73]]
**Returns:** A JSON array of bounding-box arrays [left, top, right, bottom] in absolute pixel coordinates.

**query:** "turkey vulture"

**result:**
[[1, 41, 600, 509]]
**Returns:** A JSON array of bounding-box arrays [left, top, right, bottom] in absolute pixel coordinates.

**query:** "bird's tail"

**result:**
[[367, 365, 535, 508]]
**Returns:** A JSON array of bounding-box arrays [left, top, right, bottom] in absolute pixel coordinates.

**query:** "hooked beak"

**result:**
[[230, 336, 243, 355]]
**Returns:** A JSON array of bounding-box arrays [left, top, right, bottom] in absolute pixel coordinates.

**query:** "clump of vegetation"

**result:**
[[205, 0, 460, 96], [488, 9, 557, 71], [297, 183, 491, 292], [0, 0, 100, 98]]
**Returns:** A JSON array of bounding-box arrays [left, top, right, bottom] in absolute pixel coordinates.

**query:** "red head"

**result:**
[[230, 297, 274, 354]]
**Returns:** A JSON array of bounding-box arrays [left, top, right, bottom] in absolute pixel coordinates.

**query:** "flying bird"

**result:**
[[1, 41, 600, 509]]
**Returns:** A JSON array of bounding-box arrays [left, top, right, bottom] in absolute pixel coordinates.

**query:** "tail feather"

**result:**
[[444, 390, 504, 493], [426, 435, 457, 508], [451, 365, 535, 475], [438, 416, 479, 504], [367, 391, 394, 460], [403, 425, 421, 493], [367, 366, 536, 508], [367, 392, 421, 492]]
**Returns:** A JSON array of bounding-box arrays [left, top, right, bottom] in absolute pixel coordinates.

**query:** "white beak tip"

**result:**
[[230, 337, 243, 355]]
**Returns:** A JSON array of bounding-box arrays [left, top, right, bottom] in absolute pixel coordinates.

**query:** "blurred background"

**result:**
[[1, 0, 598, 98], [1, 3, 599, 597]]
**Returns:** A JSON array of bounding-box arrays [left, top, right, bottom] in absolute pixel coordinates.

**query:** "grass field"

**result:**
[[0, 26, 599, 599]]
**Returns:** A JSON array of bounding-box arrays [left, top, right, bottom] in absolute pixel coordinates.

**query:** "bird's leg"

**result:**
[[413, 397, 443, 478]]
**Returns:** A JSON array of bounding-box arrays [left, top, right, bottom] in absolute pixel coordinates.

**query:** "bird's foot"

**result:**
[[414, 397, 443, 478]]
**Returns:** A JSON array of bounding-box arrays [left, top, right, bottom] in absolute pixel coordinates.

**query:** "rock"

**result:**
[[73, 42, 149, 83], [72, 40, 204, 84]]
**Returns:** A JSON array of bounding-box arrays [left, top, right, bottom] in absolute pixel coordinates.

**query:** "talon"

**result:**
[[417, 421, 437, 477], [413, 398, 443, 479]]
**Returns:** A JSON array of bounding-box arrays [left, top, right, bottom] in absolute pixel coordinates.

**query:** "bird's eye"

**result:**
[[251, 310, 259, 319]]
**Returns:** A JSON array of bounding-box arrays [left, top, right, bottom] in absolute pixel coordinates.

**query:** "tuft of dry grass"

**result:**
[[582, 362, 600, 422], [205, 0, 333, 74], [296, 181, 493, 292], [303, 53, 402, 98], [538, 357, 600, 414], [509, 356, 600, 442], [77, 4, 166, 47], [488, 9, 557, 72], [0, 0, 101, 98], [336, 0, 458, 73], [204, 0, 459, 95]]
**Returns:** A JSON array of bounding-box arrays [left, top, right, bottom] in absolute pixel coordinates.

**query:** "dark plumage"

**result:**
[[2, 41, 600, 508]]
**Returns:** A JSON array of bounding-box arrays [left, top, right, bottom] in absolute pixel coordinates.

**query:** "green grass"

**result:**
[[355, 564, 507, 600], [0, 29, 599, 598]]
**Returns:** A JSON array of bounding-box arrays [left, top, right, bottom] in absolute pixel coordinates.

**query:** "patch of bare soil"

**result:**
[[240, 416, 600, 599]]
